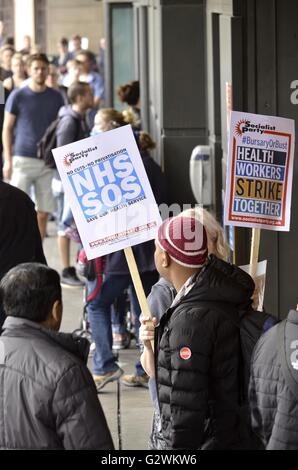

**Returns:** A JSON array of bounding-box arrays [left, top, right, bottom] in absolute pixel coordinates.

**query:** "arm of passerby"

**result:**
[[2, 111, 16, 180], [53, 364, 114, 450], [140, 315, 157, 377], [248, 370, 263, 443], [27, 197, 47, 265], [147, 280, 175, 321], [162, 310, 212, 449], [248, 346, 267, 446], [93, 74, 104, 108]]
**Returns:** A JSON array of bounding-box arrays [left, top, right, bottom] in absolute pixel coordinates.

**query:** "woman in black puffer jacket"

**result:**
[[140, 215, 255, 450]]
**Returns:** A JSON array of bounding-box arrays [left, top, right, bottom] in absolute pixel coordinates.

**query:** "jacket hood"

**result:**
[[58, 105, 80, 120], [2, 317, 89, 363], [183, 255, 255, 311]]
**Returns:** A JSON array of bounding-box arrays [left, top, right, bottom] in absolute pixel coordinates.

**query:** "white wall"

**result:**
[[46, 0, 104, 55], [14, 0, 35, 51]]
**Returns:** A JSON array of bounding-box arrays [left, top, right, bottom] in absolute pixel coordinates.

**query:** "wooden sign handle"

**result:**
[[124, 246, 152, 319], [249, 228, 261, 280], [124, 246, 154, 351]]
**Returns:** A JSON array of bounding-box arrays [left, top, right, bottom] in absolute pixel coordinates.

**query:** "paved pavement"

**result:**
[[43, 222, 153, 450]]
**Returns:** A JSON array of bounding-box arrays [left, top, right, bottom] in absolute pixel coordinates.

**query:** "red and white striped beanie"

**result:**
[[157, 216, 208, 268]]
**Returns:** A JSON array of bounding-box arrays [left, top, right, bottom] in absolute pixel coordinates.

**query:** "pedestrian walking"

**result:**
[[2, 53, 64, 239]]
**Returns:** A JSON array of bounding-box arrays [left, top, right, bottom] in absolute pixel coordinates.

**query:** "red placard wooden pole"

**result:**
[[249, 228, 261, 280]]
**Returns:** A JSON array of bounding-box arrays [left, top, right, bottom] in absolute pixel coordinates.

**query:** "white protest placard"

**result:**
[[52, 124, 162, 260], [224, 111, 295, 231], [240, 260, 267, 311]]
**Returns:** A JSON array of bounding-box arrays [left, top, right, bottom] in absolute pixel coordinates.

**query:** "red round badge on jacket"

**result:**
[[180, 347, 192, 360]]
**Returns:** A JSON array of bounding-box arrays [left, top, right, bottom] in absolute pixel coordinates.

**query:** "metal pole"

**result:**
[[139, 5, 150, 132], [104, 1, 113, 107]]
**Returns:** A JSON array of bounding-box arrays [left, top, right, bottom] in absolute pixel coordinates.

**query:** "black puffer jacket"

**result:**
[[0, 317, 113, 450], [155, 255, 254, 450], [249, 310, 298, 450]]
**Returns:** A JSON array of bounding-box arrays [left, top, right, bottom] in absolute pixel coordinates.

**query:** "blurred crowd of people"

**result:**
[[0, 25, 168, 392], [1, 22, 297, 453]]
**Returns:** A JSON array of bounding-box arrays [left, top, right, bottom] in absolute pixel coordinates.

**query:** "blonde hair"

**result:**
[[181, 207, 229, 261], [94, 108, 126, 131], [11, 52, 23, 63], [134, 130, 156, 152], [0, 45, 14, 57], [66, 59, 80, 70], [122, 107, 141, 129]]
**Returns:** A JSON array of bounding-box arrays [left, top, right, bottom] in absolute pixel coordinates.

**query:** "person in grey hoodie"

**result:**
[[0, 262, 113, 450], [54, 81, 93, 287]]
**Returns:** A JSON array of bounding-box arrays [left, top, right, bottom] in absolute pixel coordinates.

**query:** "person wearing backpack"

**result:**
[[249, 307, 298, 449], [140, 214, 256, 450], [55, 81, 93, 287]]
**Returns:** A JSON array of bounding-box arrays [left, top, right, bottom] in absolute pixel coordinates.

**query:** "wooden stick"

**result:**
[[249, 228, 261, 279], [124, 246, 154, 351], [124, 246, 152, 319]]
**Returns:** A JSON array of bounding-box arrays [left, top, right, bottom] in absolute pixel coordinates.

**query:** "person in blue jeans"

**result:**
[[111, 288, 134, 349], [87, 108, 167, 391], [88, 266, 159, 391]]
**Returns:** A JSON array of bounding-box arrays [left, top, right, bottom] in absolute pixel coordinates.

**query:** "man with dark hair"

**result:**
[[2, 52, 64, 240], [67, 80, 93, 104], [0, 44, 14, 81], [71, 34, 82, 55], [0, 180, 46, 327], [19, 35, 32, 55], [76, 50, 104, 108], [55, 81, 93, 286], [53, 37, 73, 73], [26, 52, 49, 68], [1, 263, 61, 323], [0, 262, 114, 450]]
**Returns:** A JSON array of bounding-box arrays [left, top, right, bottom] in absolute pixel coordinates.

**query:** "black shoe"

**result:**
[[61, 267, 85, 287]]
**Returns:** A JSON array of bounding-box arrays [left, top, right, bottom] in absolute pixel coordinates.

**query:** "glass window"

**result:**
[[111, 3, 135, 109]]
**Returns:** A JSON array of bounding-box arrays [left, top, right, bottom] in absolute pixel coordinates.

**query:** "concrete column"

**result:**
[[14, 0, 35, 51], [139, 6, 150, 133]]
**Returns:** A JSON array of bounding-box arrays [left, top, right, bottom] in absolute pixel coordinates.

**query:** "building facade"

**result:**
[[104, 0, 298, 318]]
